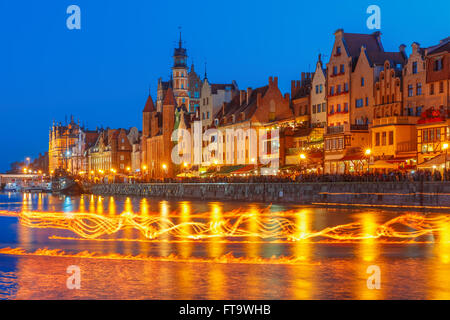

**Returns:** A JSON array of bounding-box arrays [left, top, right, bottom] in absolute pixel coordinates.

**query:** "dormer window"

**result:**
[[336, 46, 341, 55]]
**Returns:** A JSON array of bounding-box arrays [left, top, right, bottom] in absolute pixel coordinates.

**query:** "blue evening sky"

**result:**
[[0, 0, 449, 172]]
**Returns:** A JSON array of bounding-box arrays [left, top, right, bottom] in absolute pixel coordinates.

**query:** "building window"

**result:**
[[416, 106, 422, 116], [336, 46, 341, 55], [375, 132, 380, 146], [430, 84, 434, 95], [120, 155, 124, 161], [356, 99, 363, 108], [337, 85, 341, 94], [344, 83, 348, 92], [408, 84, 413, 97], [315, 85, 319, 94], [320, 84, 323, 93], [207, 112, 210, 119], [317, 104, 321, 113], [381, 132, 386, 146], [389, 131, 394, 145], [365, 97, 369, 106], [344, 103, 348, 112], [361, 77, 365, 86], [330, 86, 334, 95], [333, 66, 338, 75], [417, 83, 422, 95], [322, 103, 326, 113], [337, 104, 341, 112], [412, 62, 418, 74], [440, 81, 444, 93], [312, 105, 316, 113], [434, 58, 443, 71], [340, 64, 345, 74]]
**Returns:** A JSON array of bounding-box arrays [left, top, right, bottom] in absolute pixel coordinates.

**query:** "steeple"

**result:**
[[143, 94, 155, 112], [179, 28, 182, 49], [204, 61, 208, 80]]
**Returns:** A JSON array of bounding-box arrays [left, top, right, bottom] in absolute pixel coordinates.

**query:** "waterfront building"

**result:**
[[310, 55, 327, 128], [142, 88, 185, 179], [213, 77, 293, 173], [290, 72, 312, 127], [324, 29, 384, 174], [187, 63, 202, 113], [371, 51, 419, 169], [416, 37, 450, 169], [87, 127, 137, 177], [199, 78, 239, 165], [424, 37, 450, 112], [200, 77, 239, 130], [48, 117, 98, 175]]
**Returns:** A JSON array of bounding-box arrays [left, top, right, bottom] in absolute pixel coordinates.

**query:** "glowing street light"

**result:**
[[299, 153, 306, 160], [444, 143, 449, 178], [183, 162, 188, 168], [162, 164, 167, 170], [365, 148, 372, 172]]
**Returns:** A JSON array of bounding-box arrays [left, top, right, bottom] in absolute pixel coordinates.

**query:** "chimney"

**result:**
[[291, 80, 296, 96], [399, 44, 407, 59], [273, 77, 278, 87], [334, 28, 344, 38], [240, 90, 246, 106], [301, 72, 305, 84], [246, 87, 252, 105], [269, 76, 273, 85], [373, 31, 383, 51]]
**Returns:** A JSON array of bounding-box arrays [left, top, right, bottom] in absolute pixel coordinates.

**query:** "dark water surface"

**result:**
[[0, 192, 449, 300]]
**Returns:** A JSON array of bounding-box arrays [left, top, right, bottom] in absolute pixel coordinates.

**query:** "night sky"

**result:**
[[0, 0, 449, 172]]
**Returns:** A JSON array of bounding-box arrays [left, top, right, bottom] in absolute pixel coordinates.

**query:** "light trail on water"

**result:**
[[0, 208, 448, 243]]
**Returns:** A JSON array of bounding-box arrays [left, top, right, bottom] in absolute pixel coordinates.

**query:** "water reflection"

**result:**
[[0, 192, 449, 299]]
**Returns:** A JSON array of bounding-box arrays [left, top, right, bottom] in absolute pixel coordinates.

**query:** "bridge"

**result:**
[[0, 174, 42, 185]]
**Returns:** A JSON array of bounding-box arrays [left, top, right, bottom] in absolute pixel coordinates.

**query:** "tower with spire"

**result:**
[[172, 30, 189, 108]]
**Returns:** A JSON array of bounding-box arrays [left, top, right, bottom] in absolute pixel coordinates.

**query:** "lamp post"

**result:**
[[365, 148, 372, 172], [443, 143, 449, 180], [299, 153, 306, 174]]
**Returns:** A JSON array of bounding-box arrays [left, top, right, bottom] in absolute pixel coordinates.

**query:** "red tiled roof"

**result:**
[[343, 32, 383, 58]]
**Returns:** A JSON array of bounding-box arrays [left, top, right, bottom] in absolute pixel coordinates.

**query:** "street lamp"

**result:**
[[299, 153, 306, 173], [443, 143, 449, 180], [365, 148, 372, 172]]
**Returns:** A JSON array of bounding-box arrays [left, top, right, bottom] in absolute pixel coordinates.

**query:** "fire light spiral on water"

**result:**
[[0, 247, 320, 265], [2, 209, 449, 242]]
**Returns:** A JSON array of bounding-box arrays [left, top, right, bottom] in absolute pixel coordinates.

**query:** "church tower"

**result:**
[[172, 32, 189, 107]]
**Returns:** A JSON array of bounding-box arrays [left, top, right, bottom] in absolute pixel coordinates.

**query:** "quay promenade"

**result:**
[[88, 181, 450, 208]]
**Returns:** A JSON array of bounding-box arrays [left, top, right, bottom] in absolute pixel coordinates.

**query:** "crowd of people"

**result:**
[[83, 169, 450, 184]]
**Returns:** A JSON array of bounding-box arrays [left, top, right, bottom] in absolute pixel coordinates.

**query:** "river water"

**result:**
[[0, 191, 449, 300]]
